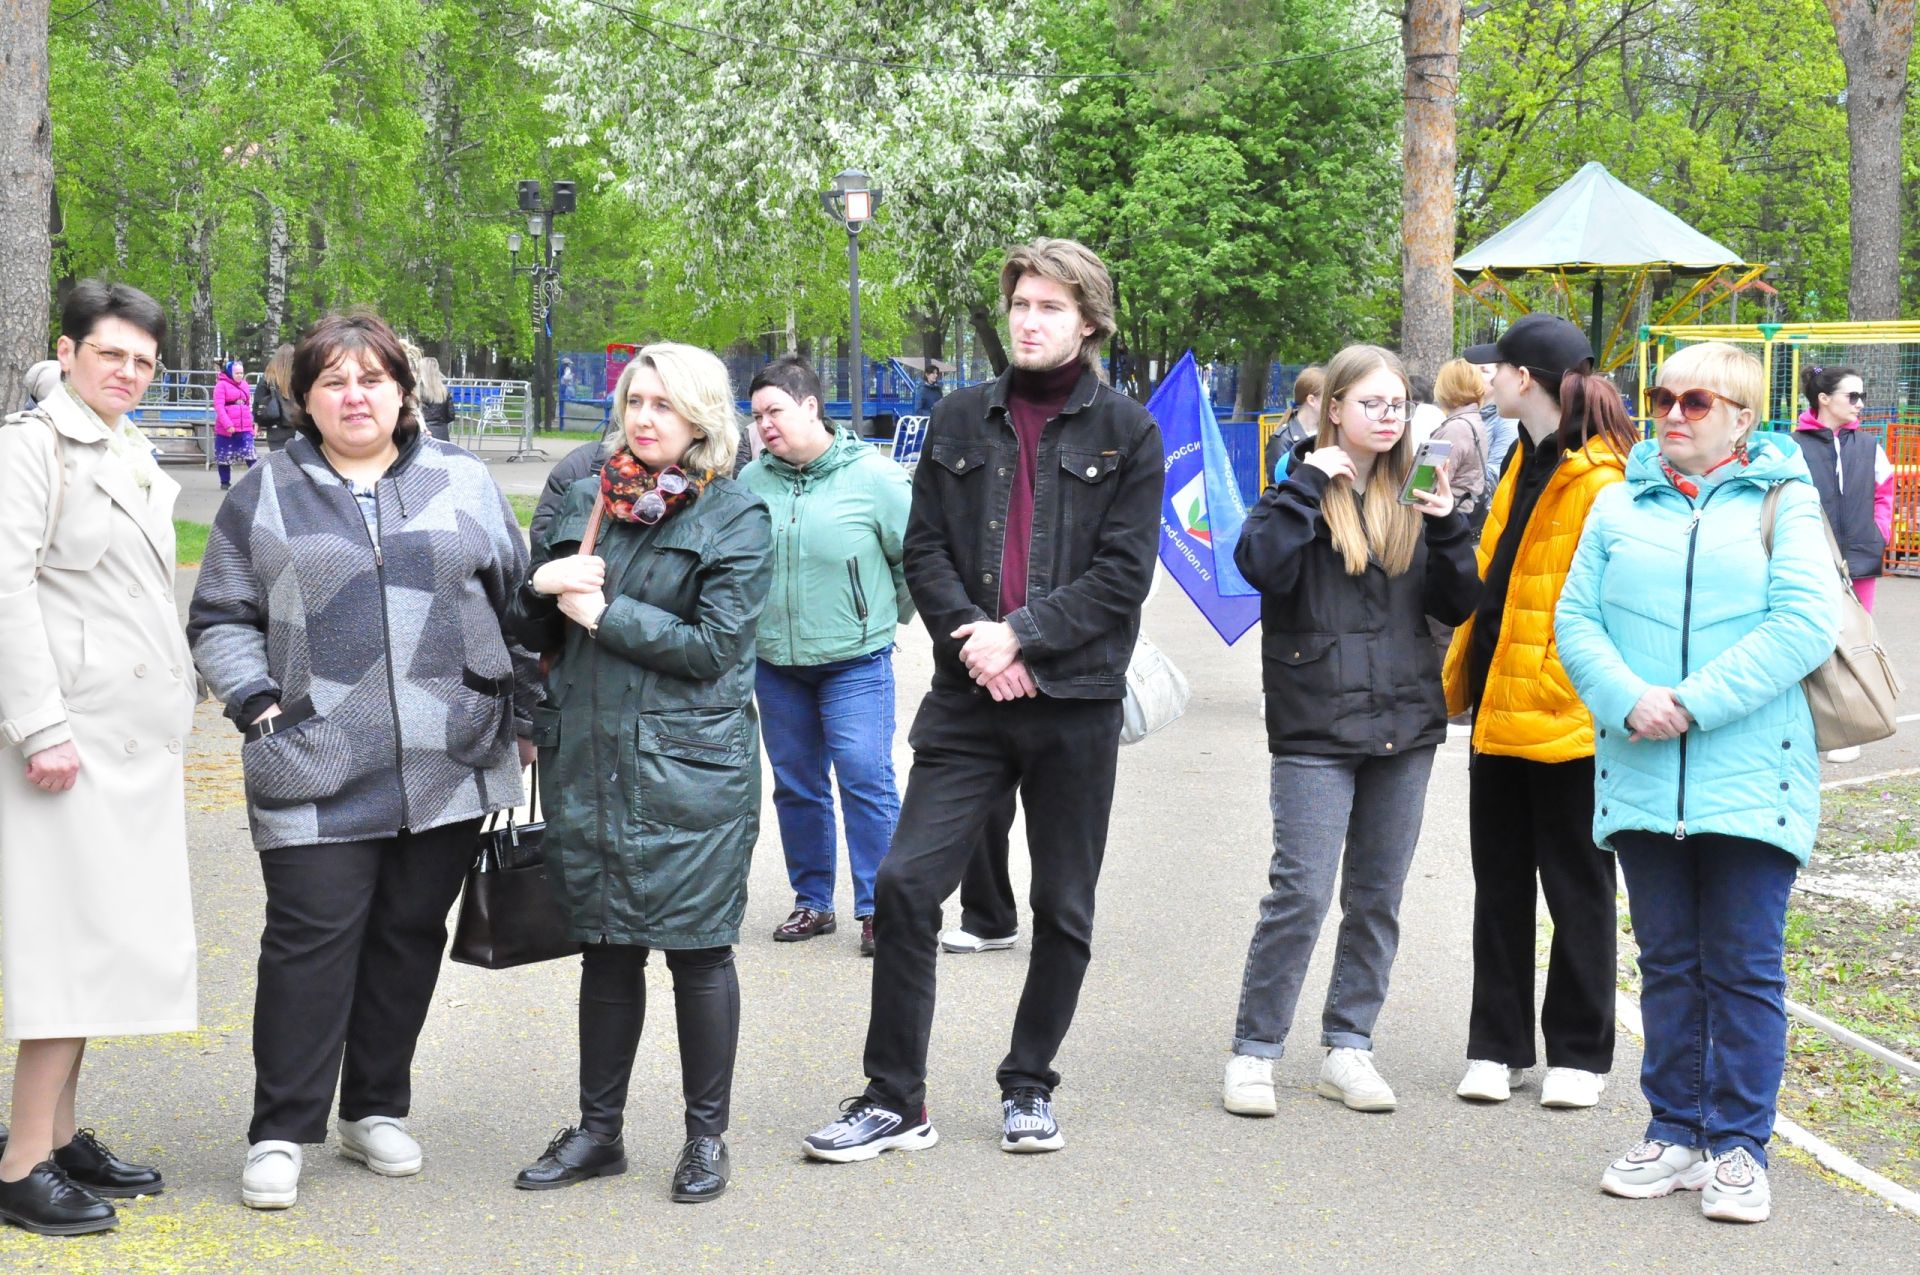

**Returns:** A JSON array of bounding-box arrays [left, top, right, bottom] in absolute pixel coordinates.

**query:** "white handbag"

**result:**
[[1120, 633, 1191, 746]]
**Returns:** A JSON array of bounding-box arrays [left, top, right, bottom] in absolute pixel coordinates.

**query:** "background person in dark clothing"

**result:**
[[1442, 314, 1635, 1112], [803, 238, 1163, 1164], [912, 365, 944, 416]]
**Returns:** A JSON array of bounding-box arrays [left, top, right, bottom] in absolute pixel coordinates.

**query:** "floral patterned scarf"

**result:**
[[599, 447, 709, 525]]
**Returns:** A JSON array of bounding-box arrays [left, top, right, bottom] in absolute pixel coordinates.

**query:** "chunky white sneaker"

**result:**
[[241, 1140, 302, 1210], [1223, 1055, 1277, 1116], [1826, 745, 1862, 763], [1701, 1148, 1771, 1223], [1540, 1067, 1605, 1108], [939, 928, 1018, 954], [1316, 1048, 1396, 1112], [1600, 1139, 1712, 1198], [1456, 1059, 1524, 1103], [336, 1116, 423, 1177]]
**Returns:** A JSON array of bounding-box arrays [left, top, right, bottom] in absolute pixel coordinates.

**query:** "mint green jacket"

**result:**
[[739, 428, 914, 667]]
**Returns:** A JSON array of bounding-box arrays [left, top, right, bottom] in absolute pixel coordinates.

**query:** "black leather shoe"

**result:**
[[669, 1135, 729, 1203], [52, 1129, 164, 1198], [773, 908, 835, 941], [514, 1127, 627, 1191], [0, 1161, 118, 1236]]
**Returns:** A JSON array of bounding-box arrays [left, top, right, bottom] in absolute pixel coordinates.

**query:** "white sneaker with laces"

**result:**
[[939, 927, 1018, 954], [1539, 1067, 1605, 1109], [1316, 1047, 1396, 1112], [241, 1140, 302, 1210], [1223, 1055, 1277, 1116], [1826, 745, 1862, 763], [336, 1115, 423, 1177], [1456, 1059, 1524, 1103], [1701, 1147, 1772, 1223], [1600, 1139, 1712, 1198]]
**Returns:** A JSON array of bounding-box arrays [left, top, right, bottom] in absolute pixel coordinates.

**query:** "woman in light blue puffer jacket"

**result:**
[[1555, 341, 1839, 1227]]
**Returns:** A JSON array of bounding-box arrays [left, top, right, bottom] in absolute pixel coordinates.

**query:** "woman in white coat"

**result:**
[[0, 282, 198, 1236]]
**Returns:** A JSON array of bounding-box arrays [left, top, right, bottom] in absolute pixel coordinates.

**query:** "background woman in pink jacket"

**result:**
[[1792, 363, 1895, 762], [213, 358, 256, 490]]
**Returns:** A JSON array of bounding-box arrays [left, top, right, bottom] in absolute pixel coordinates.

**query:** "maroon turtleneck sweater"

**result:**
[[999, 359, 1083, 617]]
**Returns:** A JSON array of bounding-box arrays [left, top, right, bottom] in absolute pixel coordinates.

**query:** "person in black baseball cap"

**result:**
[[1441, 313, 1644, 1112]]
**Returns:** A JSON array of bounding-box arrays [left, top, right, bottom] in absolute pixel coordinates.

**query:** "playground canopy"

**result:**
[[1455, 161, 1768, 371]]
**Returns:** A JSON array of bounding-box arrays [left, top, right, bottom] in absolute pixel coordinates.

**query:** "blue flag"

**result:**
[[1149, 352, 1261, 644]]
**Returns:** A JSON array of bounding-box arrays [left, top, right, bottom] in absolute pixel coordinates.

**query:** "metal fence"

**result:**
[[447, 379, 538, 459]]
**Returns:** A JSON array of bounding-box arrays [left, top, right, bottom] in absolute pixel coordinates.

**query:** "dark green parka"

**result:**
[[504, 474, 772, 948]]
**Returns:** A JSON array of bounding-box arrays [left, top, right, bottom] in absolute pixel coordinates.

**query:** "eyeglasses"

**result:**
[[1842, 390, 1866, 405], [80, 339, 161, 378], [1648, 386, 1746, 421], [635, 466, 690, 524], [1341, 396, 1407, 422]]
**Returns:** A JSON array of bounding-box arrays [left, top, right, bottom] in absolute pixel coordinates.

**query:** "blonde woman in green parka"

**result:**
[[503, 342, 771, 1205], [739, 357, 913, 957]]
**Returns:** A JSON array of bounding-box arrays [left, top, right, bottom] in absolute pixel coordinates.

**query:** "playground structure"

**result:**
[[1637, 321, 1920, 577]]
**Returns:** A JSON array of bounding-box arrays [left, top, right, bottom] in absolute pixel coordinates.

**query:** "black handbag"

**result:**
[[450, 766, 577, 969]]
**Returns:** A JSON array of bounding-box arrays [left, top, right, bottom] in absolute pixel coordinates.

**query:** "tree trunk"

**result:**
[[1400, 0, 1462, 385], [0, 0, 54, 409], [968, 300, 1009, 375], [1235, 346, 1272, 417], [1826, 0, 1915, 322], [262, 199, 289, 357], [189, 215, 216, 368]]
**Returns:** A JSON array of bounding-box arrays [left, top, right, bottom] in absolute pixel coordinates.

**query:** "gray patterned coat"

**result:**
[[187, 432, 539, 850]]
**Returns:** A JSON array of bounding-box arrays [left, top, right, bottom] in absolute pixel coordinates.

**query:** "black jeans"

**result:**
[[864, 687, 1123, 1115], [250, 820, 478, 1145], [957, 792, 1022, 940], [1466, 754, 1617, 1072], [578, 943, 738, 1139]]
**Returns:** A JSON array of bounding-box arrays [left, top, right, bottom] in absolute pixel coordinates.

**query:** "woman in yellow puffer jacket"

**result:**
[[1444, 315, 1637, 1111]]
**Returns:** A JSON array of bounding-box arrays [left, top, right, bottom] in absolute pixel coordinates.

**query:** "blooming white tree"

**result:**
[[530, 0, 1067, 326]]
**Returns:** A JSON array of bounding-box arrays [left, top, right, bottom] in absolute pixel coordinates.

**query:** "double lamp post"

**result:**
[[508, 179, 575, 431]]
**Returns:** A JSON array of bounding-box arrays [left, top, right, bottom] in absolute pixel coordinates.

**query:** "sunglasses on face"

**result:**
[[1839, 390, 1866, 405], [1648, 386, 1746, 422]]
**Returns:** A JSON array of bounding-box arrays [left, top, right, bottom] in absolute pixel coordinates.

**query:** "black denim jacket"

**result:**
[[903, 364, 1164, 699]]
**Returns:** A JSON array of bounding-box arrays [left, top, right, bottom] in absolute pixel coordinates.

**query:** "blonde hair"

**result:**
[[1433, 358, 1485, 413], [998, 238, 1117, 373], [1657, 342, 1766, 441], [263, 343, 295, 395], [609, 342, 741, 476], [1318, 344, 1421, 577], [1292, 365, 1325, 408], [416, 356, 448, 404]]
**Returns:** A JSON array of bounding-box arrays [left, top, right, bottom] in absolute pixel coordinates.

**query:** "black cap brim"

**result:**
[[1461, 342, 1502, 363]]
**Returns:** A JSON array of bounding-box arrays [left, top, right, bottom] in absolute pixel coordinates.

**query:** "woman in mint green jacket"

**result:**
[[739, 358, 913, 956], [1555, 342, 1839, 1226]]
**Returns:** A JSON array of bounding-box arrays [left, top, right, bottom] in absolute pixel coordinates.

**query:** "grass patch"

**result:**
[[535, 428, 602, 443], [174, 518, 210, 566], [1820, 779, 1920, 857], [507, 493, 538, 529]]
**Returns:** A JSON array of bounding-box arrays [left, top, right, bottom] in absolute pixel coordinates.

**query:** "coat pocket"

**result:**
[[632, 708, 752, 832], [927, 443, 989, 477], [446, 666, 512, 767], [241, 700, 356, 811]]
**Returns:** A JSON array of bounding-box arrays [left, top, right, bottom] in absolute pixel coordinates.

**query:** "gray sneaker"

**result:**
[[1701, 1148, 1771, 1223], [1600, 1139, 1712, 1198]]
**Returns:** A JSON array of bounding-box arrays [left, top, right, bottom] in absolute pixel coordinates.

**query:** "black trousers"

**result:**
[[1466, 754, 1617, 1072], [250, 820, 478, 1145], [864, 687, 1123, 1115], [578, 943, 738, 1139], [957, 792, 1022, 940]]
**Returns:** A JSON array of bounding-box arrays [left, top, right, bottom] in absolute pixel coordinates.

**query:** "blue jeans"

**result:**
[[1613, 832, 1798, 1166], [1232, 748, 1435, 1058], [755, 650, 900, 918]]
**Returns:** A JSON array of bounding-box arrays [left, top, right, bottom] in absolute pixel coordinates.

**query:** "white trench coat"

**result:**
[[0, 381, 198, 1039]]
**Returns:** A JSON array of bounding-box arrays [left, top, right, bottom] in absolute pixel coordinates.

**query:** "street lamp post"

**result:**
[[507, 178, 576, 431], [820, 169, 882, 434]]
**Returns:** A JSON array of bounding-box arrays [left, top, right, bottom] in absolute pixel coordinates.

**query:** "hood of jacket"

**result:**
[[1795, 408, 1862, 434], [755, 425, 868, 486], [1624, 430, 1811, 498]]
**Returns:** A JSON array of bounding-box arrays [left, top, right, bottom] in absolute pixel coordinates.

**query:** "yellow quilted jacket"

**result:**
[[1442, 435, 1628, 760]]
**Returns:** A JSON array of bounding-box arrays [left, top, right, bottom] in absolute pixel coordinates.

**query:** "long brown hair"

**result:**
[[1318, 344, 1421, 577], [1555, 365, 1638, 459]]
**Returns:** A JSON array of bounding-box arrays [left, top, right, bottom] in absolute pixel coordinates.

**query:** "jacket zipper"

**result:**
[[1673, 483, 1725, 840], [786, 472, 804, 665], [847, 557, 869, 631], [362, 476, 411, 830]]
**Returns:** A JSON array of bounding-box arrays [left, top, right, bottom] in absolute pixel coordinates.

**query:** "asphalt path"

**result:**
[[6, 462, 1913, 1271]]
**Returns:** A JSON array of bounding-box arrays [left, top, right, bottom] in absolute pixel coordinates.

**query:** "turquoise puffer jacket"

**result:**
[[1555, 434, 1840, 863], [739, 428, 913, 667]]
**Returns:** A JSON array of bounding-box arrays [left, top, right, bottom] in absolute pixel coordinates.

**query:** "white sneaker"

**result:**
[[1540, 1067, 1606, 1108], [1600, 1138, 1712, 1199], [1826, 745, 1862, 763], [939, 927, 1018, 954], [241, 1140, 302, 1210], [1701, 1148, 1772, 1223], [1316, 1047, 1396, 1112], [1456, 1059, 1525, 1103], [1223, 1055, 1277, 1116], [336, 1115, 423, 1177]]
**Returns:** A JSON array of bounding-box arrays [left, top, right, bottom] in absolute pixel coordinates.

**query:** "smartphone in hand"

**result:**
[[1398, 438, 1453, 505]]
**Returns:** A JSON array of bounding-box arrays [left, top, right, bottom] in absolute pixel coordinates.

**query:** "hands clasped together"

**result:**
[[1627, 687, 1693, 743], [534, 555, 610, 632], [951, 620, 1035, 702]]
